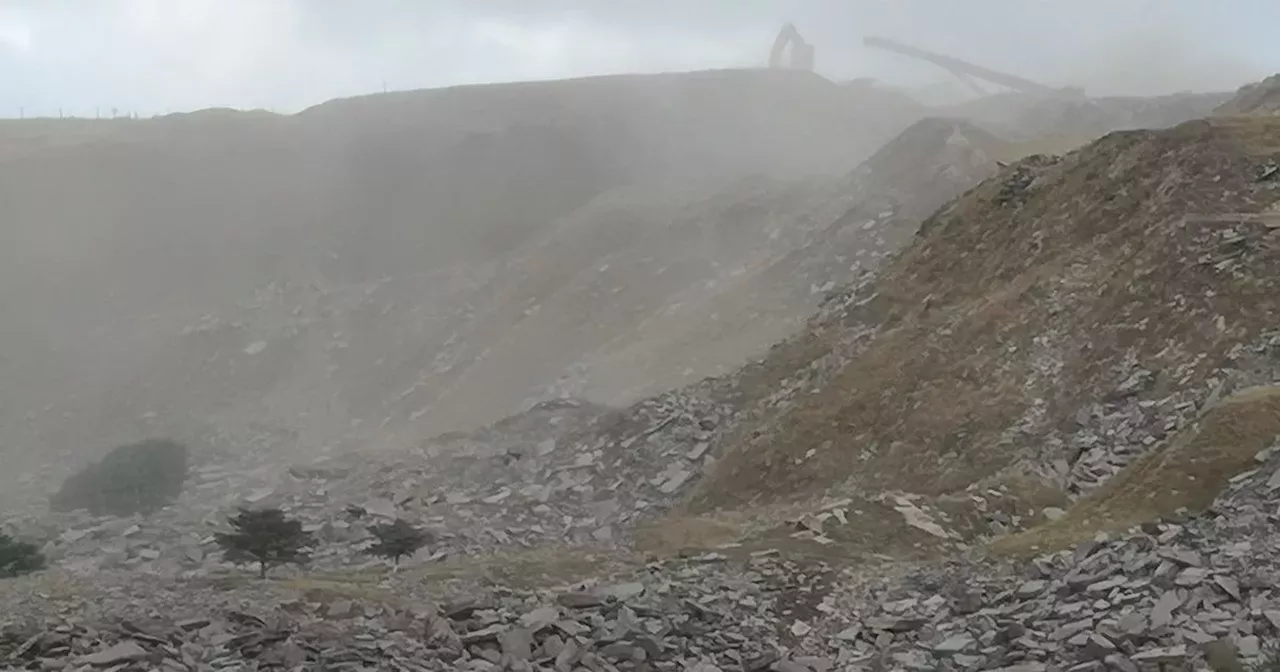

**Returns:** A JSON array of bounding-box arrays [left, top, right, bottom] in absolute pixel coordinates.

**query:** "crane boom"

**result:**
[[864, 36, 1061, 95]]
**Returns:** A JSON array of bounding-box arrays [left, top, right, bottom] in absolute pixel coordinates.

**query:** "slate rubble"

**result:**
[[0, 117, 1011, 586], [799, 445, 1280, 672], [1, 387, 740, 578], [25, 296, 1269, 581], [1053, 329, 1280, 498], [8, 442, 1280, 670], [0, 549, 841, 672], [3, 268, 1277, 670], [5, 107, 1280, 672], [3, 267, 1276, 669]]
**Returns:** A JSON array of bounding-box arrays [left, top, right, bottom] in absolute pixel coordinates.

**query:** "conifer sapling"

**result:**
[[366, 518, 431, 570], [214, 507, 315, 578]]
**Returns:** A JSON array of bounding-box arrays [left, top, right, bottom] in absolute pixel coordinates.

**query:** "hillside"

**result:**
[[0, 69, 928, 490], [949, 90, 1230, 145], [1216, 74, 1280, 116], [2, 69, 1236, 500], [689, 115, 1280, 522], [6, 68, 1280, 670], [0, 114, 1015, 560]]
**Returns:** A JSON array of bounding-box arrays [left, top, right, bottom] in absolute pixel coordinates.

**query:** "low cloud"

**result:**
[[0, 0, 1274, 115], [0, 7, 33, 52]]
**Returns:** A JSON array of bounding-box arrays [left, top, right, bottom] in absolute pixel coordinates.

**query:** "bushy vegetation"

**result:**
[[0, 533, 46, 578], [50, 439, 189, 516], [367, 518, 431, 568], [215, 508, 315, 578]]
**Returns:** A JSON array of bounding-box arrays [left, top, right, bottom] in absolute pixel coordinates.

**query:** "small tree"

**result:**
[[367, 519, 431, 569], [215, 508, 315, 579], [0, 534, 46, 579]]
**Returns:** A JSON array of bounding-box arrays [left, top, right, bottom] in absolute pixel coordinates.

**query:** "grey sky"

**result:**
[[1, 0, 1277, 117]]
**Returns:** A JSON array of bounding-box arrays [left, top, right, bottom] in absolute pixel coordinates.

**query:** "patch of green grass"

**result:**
[[992, 386, 1280, 558]]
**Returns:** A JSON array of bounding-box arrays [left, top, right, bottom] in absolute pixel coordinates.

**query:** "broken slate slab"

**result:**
[[1174, 567, 1209, 587], [658, 469, 692, 494], [459, 624, 505, 645], [833, 626, 862, 642], [1150, 590, 1182, 628], [1082, 634, 1117, 660], [1117, 613, 1147, 637], [557, 592, 604, 608], [445, 598, 495, 620], [499, 627, 534, 661], [82, 641, 149, 667], [518, 606, 559, 631], [934, 634, 977, 655], [1131, 645, 1188, 664], [1159, 549, 1202, 567], [1051, 618, 1094, 641], [599, 582, 645, 601], [1016, 580, 1048, 599], [1237, 635, 1262, 658], [1213, 575, 1242, 601], [865, 616, 925, 633], [598, 641, 641, 662]]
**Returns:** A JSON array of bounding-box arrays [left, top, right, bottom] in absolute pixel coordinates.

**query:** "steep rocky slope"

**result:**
[[691, 115, 1280, 520], [1215, 74, 1280, 116]]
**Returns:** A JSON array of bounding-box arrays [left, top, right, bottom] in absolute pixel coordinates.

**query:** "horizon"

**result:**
[[0, 64, 1264, 123], [1, 0, 1278, 118]]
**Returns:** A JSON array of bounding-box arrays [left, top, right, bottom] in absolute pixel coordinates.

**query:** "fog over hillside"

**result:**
[[0, 69, 929, 489], [2, 3, 1279, 670]]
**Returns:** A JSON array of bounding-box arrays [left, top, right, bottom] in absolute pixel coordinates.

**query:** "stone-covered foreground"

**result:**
[[6, 441, 1280, 671]]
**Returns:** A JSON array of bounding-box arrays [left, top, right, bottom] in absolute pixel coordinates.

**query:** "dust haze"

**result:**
[[0, 1, 1271, 481], [0, 2, 1269, 476], [2, 0, 1280, 666], [0, 2, 1279, 656]]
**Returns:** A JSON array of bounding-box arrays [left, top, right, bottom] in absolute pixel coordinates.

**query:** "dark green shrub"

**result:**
[[367, 519, 431, 568], [215, 508, 315, 578], [0, 534, 46, 578], [50, 438, 189, 516]]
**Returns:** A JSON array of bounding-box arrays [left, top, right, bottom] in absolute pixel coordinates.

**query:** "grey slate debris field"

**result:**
[[8, 472, 1280, 672], [3, 59, 1280, 672]]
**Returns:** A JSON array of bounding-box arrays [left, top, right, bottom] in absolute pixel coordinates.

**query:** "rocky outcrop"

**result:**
[[1216, 74, 1280, 116], [693, 116, 1280, 515]]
